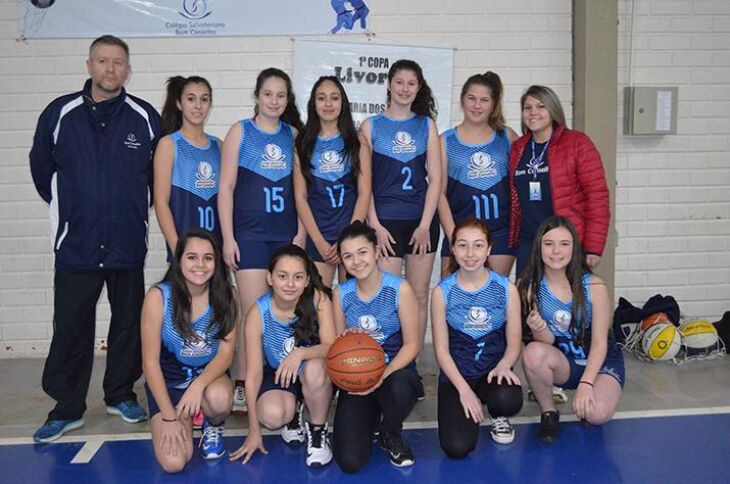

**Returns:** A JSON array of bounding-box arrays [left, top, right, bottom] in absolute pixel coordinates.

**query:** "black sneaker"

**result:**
[[537, 410, 560, 443], [415, 376, 425, 401], [372, 420, 383, 442], [378, 429, 414, 467]]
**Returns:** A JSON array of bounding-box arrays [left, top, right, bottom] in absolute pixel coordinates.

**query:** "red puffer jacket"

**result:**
[[508, 125, 610, 255]]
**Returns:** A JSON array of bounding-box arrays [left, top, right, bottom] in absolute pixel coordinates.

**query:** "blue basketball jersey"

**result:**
[[443, 127, 511, 231], [307, 133, 357, 240], [339, 271, 407, 364], [157, 282, 221, 388], [169, 131, 221, 251], [438, 271, 509, 381], [257, 292, 300, 370], [537, 273, 593, 360], [233, 118, 296, 241], [369, 113, 429, 220]]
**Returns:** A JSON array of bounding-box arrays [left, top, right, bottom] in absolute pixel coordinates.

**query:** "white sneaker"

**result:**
[[490, 416, 515, 444], [232, 381, 247, 414], [552, 386, 568, 404], [527, 386, 568, 404], [281, 401, 305, 444], [305, 421, 332, 467]]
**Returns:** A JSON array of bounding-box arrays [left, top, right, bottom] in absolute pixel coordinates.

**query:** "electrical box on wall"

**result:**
[[624, 86, 678, 135]]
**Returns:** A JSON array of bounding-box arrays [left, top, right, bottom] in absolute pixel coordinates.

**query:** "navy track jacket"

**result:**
[[30, 79, 161, 271]]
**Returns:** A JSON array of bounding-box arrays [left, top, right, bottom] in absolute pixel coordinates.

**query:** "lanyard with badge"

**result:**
[[528, 138, 549, 202]]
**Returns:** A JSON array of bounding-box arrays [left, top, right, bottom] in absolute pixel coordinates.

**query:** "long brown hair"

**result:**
[[516, 216, 591, 345], [163, 229, 238, 342], [268, 244, 332, 345]]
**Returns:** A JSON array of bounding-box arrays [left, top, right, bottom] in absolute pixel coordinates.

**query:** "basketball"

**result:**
[[641, 322, 681, 361], [327, 332, 386, 393], [640, 312, 672, 332], [679, 319, 720, 356]]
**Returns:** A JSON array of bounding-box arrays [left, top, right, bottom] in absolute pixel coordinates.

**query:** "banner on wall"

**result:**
[[293, 39, 454, 133], [18, 0, 373, 38]]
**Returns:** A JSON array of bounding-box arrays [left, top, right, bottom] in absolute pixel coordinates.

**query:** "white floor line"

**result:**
[[4, 405, 730, 448], [70, 438, 104, 464]]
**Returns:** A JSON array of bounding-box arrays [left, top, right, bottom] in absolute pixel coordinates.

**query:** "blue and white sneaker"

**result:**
[[33, 418, 85, 443], [106, 401, 148, 423], [200, 419, 225, 460]]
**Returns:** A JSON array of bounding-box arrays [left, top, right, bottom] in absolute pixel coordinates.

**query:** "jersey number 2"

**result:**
[[401, 166, 413, 191]]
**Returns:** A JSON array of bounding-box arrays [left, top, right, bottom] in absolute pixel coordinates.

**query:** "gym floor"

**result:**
[[1, 350, 729, 483]]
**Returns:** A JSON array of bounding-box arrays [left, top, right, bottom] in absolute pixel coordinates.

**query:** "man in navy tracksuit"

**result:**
[[29, 35, 161, 443]]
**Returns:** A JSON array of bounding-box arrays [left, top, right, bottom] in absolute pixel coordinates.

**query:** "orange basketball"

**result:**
[[640, 312, 672, 331], [327, 332, 386, 393]]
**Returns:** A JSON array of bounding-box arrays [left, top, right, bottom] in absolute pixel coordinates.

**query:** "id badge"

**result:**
[[529, 181, 542, 201]]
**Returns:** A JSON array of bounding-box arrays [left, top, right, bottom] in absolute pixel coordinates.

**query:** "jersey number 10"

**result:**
[[197, 206, 215, 231]]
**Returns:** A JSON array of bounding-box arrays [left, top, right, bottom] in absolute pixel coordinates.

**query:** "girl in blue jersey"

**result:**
[[154, 76, 221, 256], [360, 59, 441, 365], [294, 76, 372, 286], [141, 229, 238, 472], [332, 221, 421, 471], [230, 245, 336, 467], [437, 72, 518, 278], [219, 68, 305, 414], [431, 218, 523, 458], [518, 216, 624, 443]]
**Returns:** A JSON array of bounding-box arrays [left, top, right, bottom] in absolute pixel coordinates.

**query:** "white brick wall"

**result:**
[[5, 1, 719, 356], [0, 0, 573, 357], [616, 0, 730, 320]]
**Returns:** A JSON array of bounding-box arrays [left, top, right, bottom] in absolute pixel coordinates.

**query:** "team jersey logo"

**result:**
[[467, 152, 497, 179], [358, 315, 384, 341], [527, 157, 548, 179], [280, 336, 296, 360], [552, 310, 572, 332], [261, 143, 287, 169], [465, 306, 492, 330], [319, 150, 345, 173], [180, 330, 211, 357], [392, 131, 416, 154], [195, 161, 216, 189], [124, 132, 141, 150]]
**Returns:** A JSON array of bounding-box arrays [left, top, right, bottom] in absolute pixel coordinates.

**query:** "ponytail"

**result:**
[[161, 76, 186, 135], [459, 71, 506, 134]]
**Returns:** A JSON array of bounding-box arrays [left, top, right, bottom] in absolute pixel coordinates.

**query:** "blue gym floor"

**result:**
[[3, 412, 730, 483]]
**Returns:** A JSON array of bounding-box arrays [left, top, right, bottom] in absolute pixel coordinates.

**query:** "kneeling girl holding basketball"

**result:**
[[230, 245, 336, 467], [431, 218, 523, 458], [141, 229, 238, 472], [518, 216, 624, 443], [331, 221, 422, 472]]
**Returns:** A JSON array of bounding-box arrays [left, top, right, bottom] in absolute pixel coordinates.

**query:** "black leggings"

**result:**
[[438, 376, 523, 459], [333, 368, 419, 473]]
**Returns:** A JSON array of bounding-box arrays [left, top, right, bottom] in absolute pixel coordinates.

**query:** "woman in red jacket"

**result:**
[[509, 85, 610, 278]]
